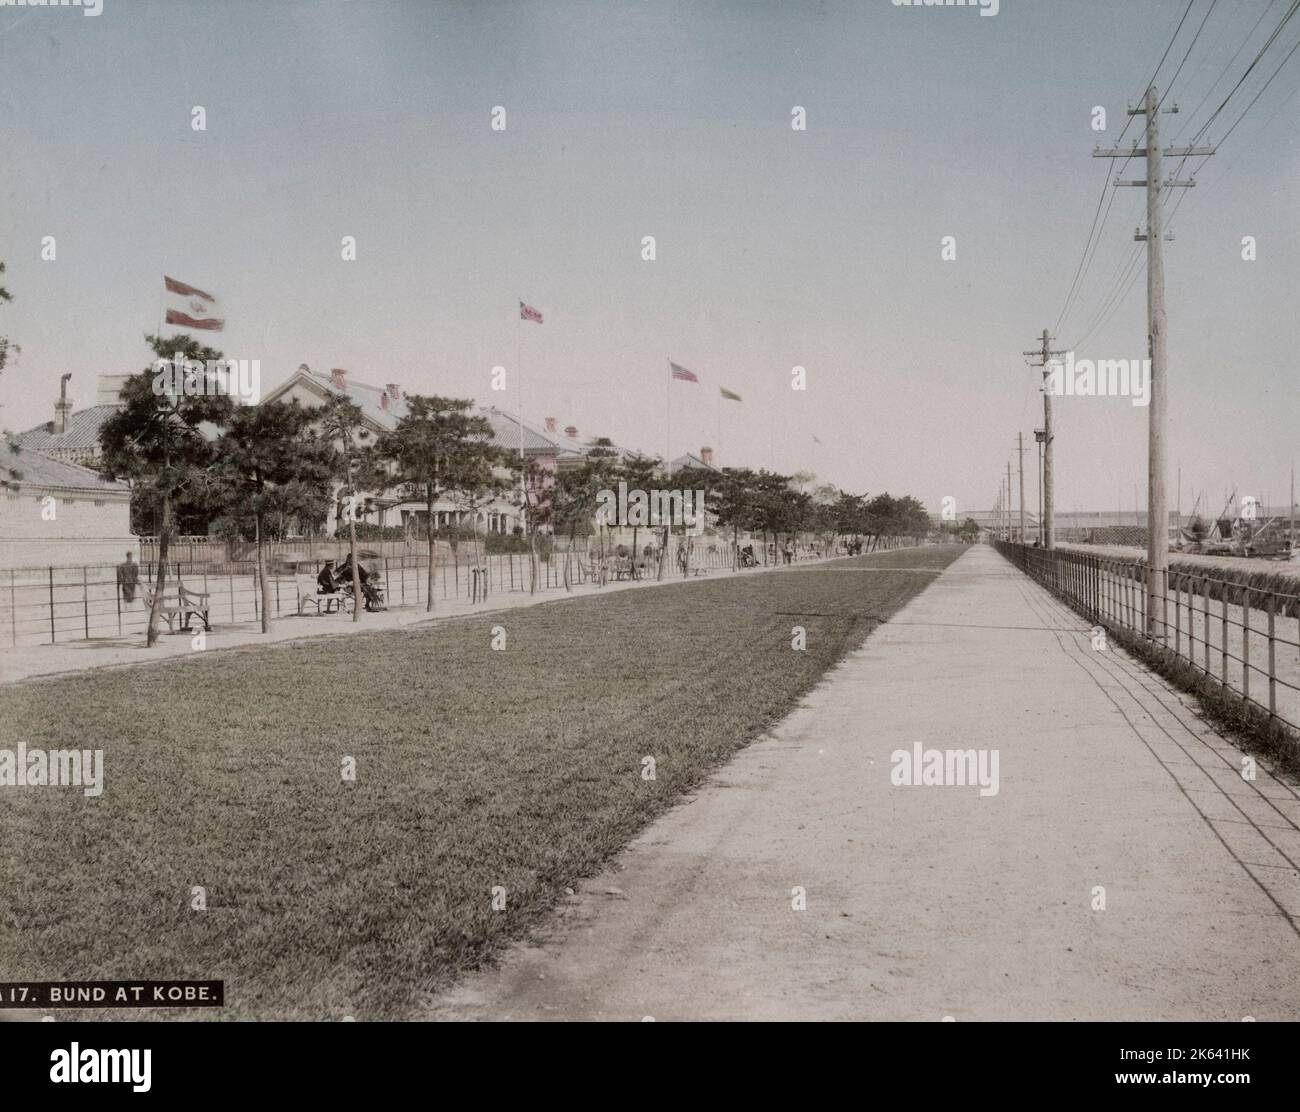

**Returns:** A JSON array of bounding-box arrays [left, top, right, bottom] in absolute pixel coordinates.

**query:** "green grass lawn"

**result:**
[[0, 545, 965, 1019]]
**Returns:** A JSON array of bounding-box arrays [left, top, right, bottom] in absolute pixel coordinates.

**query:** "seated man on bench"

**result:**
[[299, 561, 344, 615]]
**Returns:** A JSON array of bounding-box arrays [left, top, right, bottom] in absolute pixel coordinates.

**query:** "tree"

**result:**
[[443, 433, 513, 601], [553, 438, 619, 585], [317, 396, 380, 621], [618, 454, 660, 579], [493, 453, 555, 592], [0, 260, 15, 380], [211, 401, 334, 633], [1, 262, 21, 484], [669, 462, 726, 576], [374, 396, 495, 613], [708, 467, 762, 568], [99, 335, 234, 646]]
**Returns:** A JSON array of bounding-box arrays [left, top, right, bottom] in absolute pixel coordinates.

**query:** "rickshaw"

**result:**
[[337, 550, 387, 611], [272, 553, 349, 616]]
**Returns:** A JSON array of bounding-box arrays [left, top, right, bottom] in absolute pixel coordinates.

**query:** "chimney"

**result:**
[[700, 446, 714, 467], [330, 368, 347, 391], [55, 373, 73, 434], [564, 425, 578, 438], [380, 391, 390, 411], [545, 417, 557, 433], [386, 383, 401, 400]]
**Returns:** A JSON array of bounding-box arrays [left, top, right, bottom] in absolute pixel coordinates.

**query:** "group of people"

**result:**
[[734, 541, 797, 567], [318, 555, 384, 611]]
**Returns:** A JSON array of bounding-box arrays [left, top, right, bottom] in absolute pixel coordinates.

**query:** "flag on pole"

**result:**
[[164, 276, 224, 331], [720, 386, 742, 401], [670, 361, 698, 383], [519, 301, 544, 323]]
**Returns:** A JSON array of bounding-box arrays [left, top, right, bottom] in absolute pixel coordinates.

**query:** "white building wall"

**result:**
[[0, 489, 136, 568]]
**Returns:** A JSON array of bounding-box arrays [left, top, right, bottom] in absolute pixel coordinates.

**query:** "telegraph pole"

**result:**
[[1017, 433, 1026, 546], [1095, 86, 1213, 639], [1290, 461, 1295, 550], [1024, 331, 1066, 549], [1034, 428, 1045, 545], [1007, 461, 1014, 542]]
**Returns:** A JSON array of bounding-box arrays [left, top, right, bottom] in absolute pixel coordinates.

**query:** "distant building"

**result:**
[[13, 373, 124, 468], [13, 366, 665, 543], [1, 442, 134, 567], [668, 447, 719, 474], [259, 365, 638, 537], [14, 404, 122, 468]]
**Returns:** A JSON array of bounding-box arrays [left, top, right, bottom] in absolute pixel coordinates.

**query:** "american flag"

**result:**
[[519, 301, 543, 323], [669, 361, 698, 383]]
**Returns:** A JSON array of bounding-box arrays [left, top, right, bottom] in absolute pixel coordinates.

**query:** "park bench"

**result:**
[[141, 585, 212, 633], [296, 573, 345, 615]]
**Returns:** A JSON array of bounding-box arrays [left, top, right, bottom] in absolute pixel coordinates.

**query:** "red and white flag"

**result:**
[[519, 300, 543, 324], [669, 361, 699, 383], [164, 276, 224, 331]]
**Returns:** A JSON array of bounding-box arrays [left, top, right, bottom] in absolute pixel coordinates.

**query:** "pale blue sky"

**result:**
[[1, 0, 1296, 516]]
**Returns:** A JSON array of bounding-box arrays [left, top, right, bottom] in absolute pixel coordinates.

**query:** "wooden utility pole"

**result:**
[[1024, 331, 1066, 549], [1017, 433, 1026, 546], [1007, 461, 1014, 542], [1095, 85, 1212, 638], [1034, 429, 1045, 545]]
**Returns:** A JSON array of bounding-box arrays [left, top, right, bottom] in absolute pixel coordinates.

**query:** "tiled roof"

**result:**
[[669, 452, 719, 472], [15, 404, 121, 456], [286, 369, 609, 457], [298, 369, 409, 431], [1, 441, 130, 496], [479, 407, 571, 454]]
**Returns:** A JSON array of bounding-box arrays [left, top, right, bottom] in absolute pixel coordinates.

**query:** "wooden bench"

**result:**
[[142, 585, 212, 633], [296, 573, 346, 615]]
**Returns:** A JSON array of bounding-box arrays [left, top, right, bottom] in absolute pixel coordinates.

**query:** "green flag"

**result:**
[[720, 387, 742, 402]]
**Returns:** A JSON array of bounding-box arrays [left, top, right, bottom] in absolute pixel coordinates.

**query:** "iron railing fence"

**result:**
[[1, 536, 910, 648], [995, 541, 1300, 735]]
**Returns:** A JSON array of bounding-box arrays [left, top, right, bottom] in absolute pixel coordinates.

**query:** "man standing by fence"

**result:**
[[116, 552, 140, 606]]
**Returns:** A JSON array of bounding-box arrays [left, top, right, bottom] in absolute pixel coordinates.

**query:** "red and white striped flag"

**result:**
[[670, 361, 698, 383], [519, 300, 543, 323], [164, 276, 224, 331]]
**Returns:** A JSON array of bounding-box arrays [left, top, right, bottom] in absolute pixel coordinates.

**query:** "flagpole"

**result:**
[[516, 297, 525, 532], [665, 355, 671, 480], [715, 388, 721, 471]]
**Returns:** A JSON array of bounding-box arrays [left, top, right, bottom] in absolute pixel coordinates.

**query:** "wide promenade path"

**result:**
[[429, 544, 1300, 1020]]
